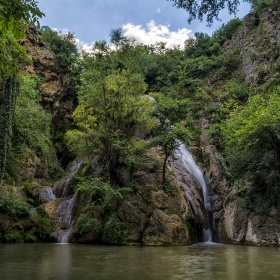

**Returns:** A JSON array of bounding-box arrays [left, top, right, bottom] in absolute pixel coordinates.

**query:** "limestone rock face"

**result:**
[[216, 196, 280, 246], [71, 149, 192, 245], [199, 5, 280, 246], [170, 156, 208, 229], [219, 196, 248, 243], [199, 130, 280, 246], [22, 24, 77, 124], [202, 145, 231, 236], [116, 149, 192, 245], [18, 156, 48, 181], [223, 4, 280, 86], [32, 186, 56, 205], [142, 209, 189, 245], [244, 215, 280, 246]]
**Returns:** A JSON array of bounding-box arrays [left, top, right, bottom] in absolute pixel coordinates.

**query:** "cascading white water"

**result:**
[[56, 161, 82, 243], [57, 192, 78, 243], [62, 162, 82, 198], [175, 143, 212, 242]]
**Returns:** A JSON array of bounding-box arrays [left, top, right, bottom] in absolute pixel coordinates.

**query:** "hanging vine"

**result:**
[[0, 76, 19, 182]]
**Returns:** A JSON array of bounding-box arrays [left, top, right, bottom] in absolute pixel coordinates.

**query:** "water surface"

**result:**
[[0, 243, 279, 279]]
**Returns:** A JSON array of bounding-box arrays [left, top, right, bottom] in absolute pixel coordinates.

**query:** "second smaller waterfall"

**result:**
[[56, 192, 78, 243], [176, 143, 212, 242]]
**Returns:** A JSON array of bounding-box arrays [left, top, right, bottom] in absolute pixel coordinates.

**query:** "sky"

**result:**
[[36, 0, 252, 49]]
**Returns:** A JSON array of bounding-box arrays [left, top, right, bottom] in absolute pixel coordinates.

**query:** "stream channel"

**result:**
[[1, 243, 280, 279]]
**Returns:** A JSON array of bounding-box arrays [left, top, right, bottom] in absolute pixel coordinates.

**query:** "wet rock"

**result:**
[[32, 186, 56, 205], [170, 150, 208, 229], [52, 159, 82, 198]]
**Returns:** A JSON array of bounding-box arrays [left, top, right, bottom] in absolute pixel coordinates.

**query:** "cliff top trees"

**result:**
[[0, 0, 44, 75], [66, 43, 154, 180]]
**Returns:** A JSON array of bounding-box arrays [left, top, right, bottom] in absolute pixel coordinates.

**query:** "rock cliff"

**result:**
[[199, 3, 280, 246], [33, 149, 200, 245], [22, 24, 77, 124]]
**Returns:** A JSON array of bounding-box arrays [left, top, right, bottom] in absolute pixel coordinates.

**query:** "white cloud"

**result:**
[[122, 20, 192, 49], [156, 8, 161, 13], [76, 39, 96, 53]]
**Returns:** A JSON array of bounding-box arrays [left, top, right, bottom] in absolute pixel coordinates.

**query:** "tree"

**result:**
[[0, 0, 44, 75], [149, 94, 191, 187], [222, 86, 280, 215], [41, 27, 81, 84], [168, 0, 240, 23], [109, 28, 125, 47], [66, 54, 154, 180], [168, 0, 271, 24]]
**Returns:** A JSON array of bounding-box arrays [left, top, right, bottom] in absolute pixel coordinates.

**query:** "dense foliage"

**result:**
[[66, 40, 155, 181], [223, 86, 280, 217], [4, 75, 63, 183], [0, 76, 19, 181], [1, 1, 279, 240], [168, 0, 241, 23], [168, 0, 276, 23], [40, 26, 80, 81], [0, 0, 44, 75]]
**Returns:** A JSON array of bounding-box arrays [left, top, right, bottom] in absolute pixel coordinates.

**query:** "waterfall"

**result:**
[[55, 161, 82, 243], [175, 143, 213, 242], [61, 161, 82, 198], [33, 160, 82, 244], [56, 192, 78, 243]]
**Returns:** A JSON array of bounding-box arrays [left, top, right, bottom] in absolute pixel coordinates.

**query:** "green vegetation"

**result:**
[[0, 0, 44, 182], [148, 94, 191, 186], [0, 191, 31, 218], [4, 75, 63, 183], [0, 0, 44, 75], [0, 186, 52, 242], [66, 39, 155, 181], [0, 0, 279, 243], [75, 177, 129, 244], [0, 76, 19, 181], [168, 0, 275, 23], [223, 86, 280, 217], [64, 10, 279, 222], [40, 27, 81, 83]]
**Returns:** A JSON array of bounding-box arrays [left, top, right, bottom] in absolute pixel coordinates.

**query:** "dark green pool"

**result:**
[[0, 243, 279, 279]]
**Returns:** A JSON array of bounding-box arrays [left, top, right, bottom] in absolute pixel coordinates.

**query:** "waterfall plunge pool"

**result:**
[[1, 243, 280, 279]]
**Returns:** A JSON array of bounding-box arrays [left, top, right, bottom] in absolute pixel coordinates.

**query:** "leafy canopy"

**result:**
[[0, 0, 44, 75], [149, 93, 191, 185], [66, 57, 154, 178], [222, 86, 280, 215], [168, 0, 270, 23], [41, 27, 79, 73], [168, 0, 241, 23]]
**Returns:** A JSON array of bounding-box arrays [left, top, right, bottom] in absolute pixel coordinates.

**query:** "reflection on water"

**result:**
[[0, 243, 280, 280]]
